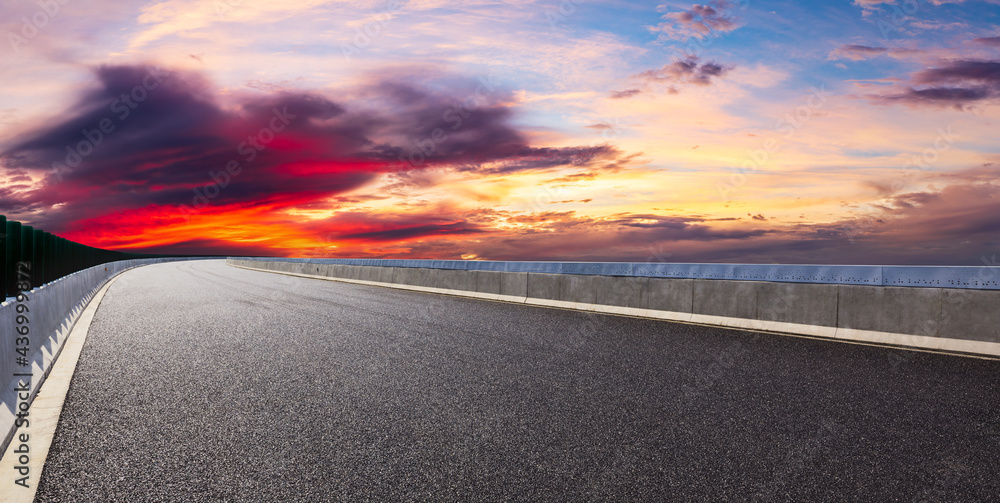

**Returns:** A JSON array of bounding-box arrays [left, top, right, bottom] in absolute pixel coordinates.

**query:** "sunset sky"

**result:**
[[1, 0, 999, 264]]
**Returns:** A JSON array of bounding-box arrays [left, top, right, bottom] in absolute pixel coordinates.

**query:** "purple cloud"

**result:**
[[650, 0, 743, 41], [829, 44, 889, 61], [634, 57, 732, 90], [867, 59, 1000, 108]]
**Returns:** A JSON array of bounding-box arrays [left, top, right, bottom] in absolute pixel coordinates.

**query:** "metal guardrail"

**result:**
[[231, 257, 1000, 290]]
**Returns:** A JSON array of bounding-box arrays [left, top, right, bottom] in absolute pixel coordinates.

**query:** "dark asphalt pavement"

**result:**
[[34, 260, 1000, 501]]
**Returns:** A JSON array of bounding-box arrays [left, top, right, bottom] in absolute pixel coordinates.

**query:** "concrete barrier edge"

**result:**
[[229, 260, 1000, 358]]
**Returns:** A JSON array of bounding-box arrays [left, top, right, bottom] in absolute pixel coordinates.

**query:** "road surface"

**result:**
[[34, 260, 1000, 501]]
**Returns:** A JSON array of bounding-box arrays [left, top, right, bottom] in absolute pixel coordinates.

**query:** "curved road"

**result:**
[[34, 260, 1000, 501]]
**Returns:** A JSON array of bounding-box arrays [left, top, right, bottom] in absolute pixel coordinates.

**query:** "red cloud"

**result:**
[[0, 64, 625, 249]]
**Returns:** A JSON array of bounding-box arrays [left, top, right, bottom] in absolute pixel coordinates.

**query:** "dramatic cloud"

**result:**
[[867, 59, 1000, 108], [649, 0, 743, 41], [629, 57, 732, 94], [829, 45, 925, 61], [913, 60, 1000, 84], [4, 169, 30, 182], [974, 36, 1000, 47], [291, 164, 1000, 264], [813, 167, 1000, 263], [854, 0, 982, 8], [3, 1, 998, 265], [306, 211, 487, 243], [0, 64, 623, 234], [610, 89, 642, 99], [391, 166, 1000, 265], [829, 44, 889, 61], [456, 145, 620, 175], [851, 0, 895, 15]]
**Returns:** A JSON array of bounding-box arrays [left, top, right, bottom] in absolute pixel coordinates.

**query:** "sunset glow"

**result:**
[[2, 0, 999, 263]]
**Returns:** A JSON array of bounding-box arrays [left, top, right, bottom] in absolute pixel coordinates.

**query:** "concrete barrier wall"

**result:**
[[227, 258, 1000, 357], [0, 258, 205, 455], [226, 257, 1000, 289]]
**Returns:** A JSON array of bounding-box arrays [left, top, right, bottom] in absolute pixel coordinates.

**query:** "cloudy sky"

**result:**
[[1, 0, 999, 264]]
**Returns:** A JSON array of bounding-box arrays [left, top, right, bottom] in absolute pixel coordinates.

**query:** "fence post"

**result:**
[[20, 225, 34, 291], [5, 220, 20, 298], [0, 215, 5, 299], [33, 228, 45, 287]]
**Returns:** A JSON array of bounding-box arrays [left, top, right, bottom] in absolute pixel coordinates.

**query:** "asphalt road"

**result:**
[[34, 260, 1000, 501]]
